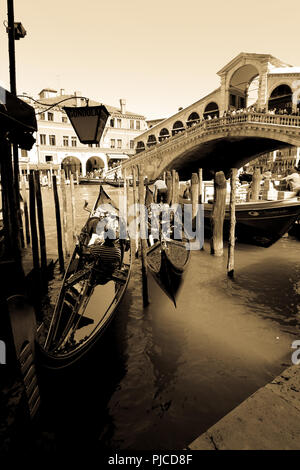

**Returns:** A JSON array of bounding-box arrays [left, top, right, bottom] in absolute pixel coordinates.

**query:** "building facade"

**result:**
[[20, 88, 147, 176]]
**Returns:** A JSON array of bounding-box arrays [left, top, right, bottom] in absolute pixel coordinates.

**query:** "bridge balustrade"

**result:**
[[134, 112, 300, 156]]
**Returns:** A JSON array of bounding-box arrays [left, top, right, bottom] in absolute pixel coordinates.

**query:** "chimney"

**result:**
[[60, 88, 65, 95], [74, 90, 82, 107], [120, 98, 126, 115]]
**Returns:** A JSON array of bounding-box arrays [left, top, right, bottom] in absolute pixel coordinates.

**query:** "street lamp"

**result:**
[[63, 104, 110, 144]]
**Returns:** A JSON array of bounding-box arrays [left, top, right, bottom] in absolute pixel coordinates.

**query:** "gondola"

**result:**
[[79, 177, 105, 185], [104, 179, 127, 188], [103, 179, 155, 188], [145, 187, 190, 306], [39, 185, 132, 369], [180, 195, 300, 247]]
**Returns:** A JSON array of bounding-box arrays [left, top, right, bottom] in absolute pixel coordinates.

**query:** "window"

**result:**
[[130, 120, 134, 129], [48, 112, 54, 121], [117, 118, 122, 128], [110, 118, 115, 127], [49, 135, 56, 146], [117, 139, 122, 149], [40, 113, 45, 121], [62, 116, 68, 123], [45, 155, 53, 162], [136, 120, 140, 130], [21, 149, 28, 158], [71, 137, 77, 147], [130, 140, 134, 149], [63, 136, 69, 147], [40, 134, 46, 145], [110, 139, 115, 148], [229, 94, 236, 107]]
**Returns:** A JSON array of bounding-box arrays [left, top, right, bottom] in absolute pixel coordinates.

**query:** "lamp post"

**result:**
[[7, 0, 27, 249]]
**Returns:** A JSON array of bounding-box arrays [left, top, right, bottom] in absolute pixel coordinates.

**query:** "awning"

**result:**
[[107, 153, 129, 160]]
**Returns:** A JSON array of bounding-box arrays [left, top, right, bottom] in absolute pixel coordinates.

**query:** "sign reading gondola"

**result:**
[[63, 104, 110, 145]]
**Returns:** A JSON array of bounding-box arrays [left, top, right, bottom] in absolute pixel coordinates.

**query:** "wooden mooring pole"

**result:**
[[198, 168, 203, 204], [166, 171, 172, 205], [227, 168, 237, 277], [34, 170, 47, 289], [250, 168, 261, 202], [191, 173, 199, 221], [52, 175, 64, 273], [198, 168, 204, 249], [210, 171, 226, 256], [70, 173, 77, 242], [173, 171, 180, 204], [60, 170, 70, 258], [138, 165, 149, 307], [132, 166, 139, 257]]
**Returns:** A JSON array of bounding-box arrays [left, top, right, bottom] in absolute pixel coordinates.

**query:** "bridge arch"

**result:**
[[147, 134, 157, 147], [268, 84, 293, 113], [86, 156, 106, 174], [172, 120, 185, 136], [136, 141, 146, 153], [186, 112, 200, 127], [61, 156, 82, 176], [228, 64, 260, 110], [159, 128, 170, 142], [203, 102, 219, 119]]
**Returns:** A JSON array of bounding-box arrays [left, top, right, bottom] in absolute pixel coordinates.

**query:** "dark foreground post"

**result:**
[[34, 171, 47, 288], [227, 168, 237, 277], [28, 173, 40, 274], [138, 165, 149, 306], [53, 175, 64, 273], [210, 171, 226, 256], [21, 175, 30, 245], [251, 168, 261, 201]]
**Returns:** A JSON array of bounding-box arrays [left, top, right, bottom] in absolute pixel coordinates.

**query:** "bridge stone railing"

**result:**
[[125, 112, 300, 169]]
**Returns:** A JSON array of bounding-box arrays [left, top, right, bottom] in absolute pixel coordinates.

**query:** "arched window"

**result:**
[[147, 135, 157, 147], [268, 85, 293, 113], [228, 64, 259, 110], [136, 141, 146, 153], [203, 102, 219, 119], [172, 120, 185, 136], [186, 112, 200, 127], [158, 128, 170, 142]]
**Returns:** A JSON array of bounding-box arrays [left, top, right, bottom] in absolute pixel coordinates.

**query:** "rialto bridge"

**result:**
[[123, 52, 300, 179]]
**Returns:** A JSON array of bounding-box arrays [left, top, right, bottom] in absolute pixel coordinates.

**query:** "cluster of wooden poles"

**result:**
[[121, 165, 251, 306], [21, 170, 78, 294]]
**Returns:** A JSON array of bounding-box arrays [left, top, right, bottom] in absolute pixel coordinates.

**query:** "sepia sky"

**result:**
[[0, 0, 300, 119]]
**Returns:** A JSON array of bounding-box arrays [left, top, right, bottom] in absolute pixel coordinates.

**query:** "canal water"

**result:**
[[35, 185, 300, 451]]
